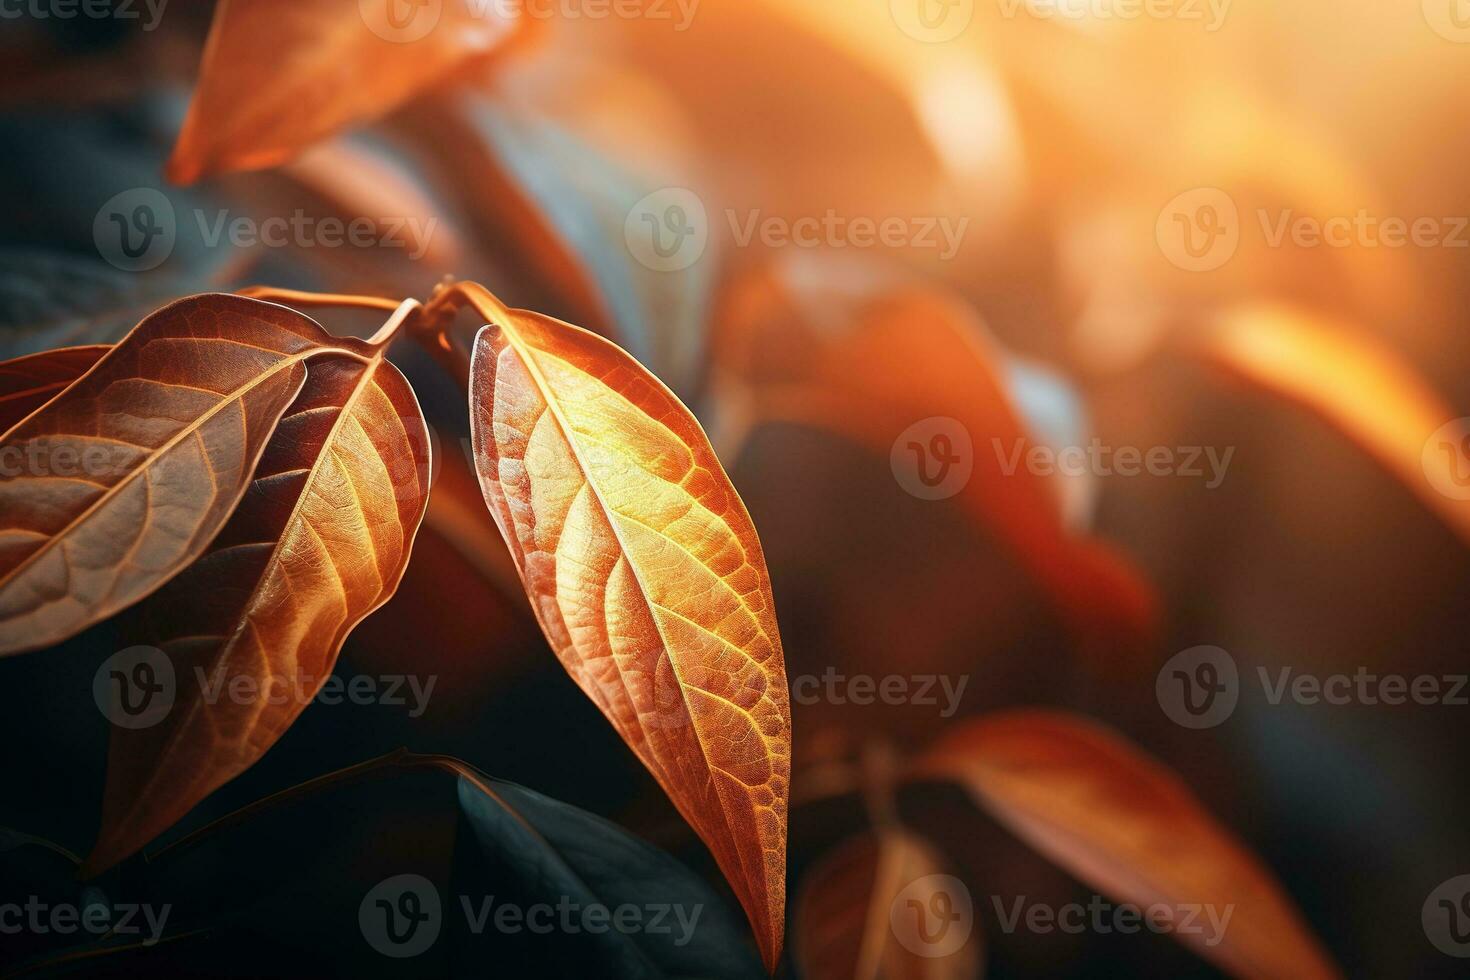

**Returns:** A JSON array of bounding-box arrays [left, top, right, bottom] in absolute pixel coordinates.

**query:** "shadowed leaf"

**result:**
[[85, 346, 432, 875], [419, 95, 712, 394], [0, 293, 369, 656], [915, 710, 1339, 980], [84, 753, 765, 978], [0, 250, 223, 360], [468, 298, 791, 971]]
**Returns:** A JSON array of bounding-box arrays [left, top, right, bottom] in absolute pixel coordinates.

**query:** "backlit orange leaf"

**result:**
[[1200, 303, 1470, 546], [85, 335, 431, 874], [915, 711, 1339, 980], [797, 829, 983, 980], [0, 344, 108, 432], [167, 0, 525, 184], [467, 296, 791, 971], [0, 294, 367, 656], [712, 256, 1156, 654]]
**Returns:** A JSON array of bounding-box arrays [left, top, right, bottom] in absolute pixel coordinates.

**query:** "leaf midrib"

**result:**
[[113, 350, 394, 834], [0, 344, 369, 601], [492, 319, 770, 936]]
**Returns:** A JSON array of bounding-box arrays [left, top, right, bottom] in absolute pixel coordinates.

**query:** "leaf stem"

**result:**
[[233, 286, 404, 313], [366, 298, 423, 347], [413, 279, 516, 386]]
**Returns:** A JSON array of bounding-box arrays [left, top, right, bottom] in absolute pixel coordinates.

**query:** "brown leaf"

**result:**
[[0, 344, 109, 432], [468, 300, 791, 971], [712, 257, 1156, 654], [167, 0, 525, 184], [797, 830, 983, 980], [914, 710, 1340, 980], [0, 294, 365, 656], [85, 348, 431, 874]]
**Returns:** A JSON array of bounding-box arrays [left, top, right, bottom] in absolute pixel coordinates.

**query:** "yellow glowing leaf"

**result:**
[[468, 300, 791, 971]]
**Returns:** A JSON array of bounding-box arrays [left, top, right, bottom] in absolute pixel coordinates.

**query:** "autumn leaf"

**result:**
[[0, 294, 379, 656], [1199, 303, 1470, 546], [914, 710, 1340, 980], [167, 0, 526, 184], [712, 256, 1156, 654], [0, 344, 108, 432], [84, 340, 432, 875], [467, 299, 791, 971], [796, 830, 982, 980]]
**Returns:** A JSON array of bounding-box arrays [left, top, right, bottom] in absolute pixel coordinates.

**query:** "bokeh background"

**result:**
[[2, 1, 1469, 976]]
